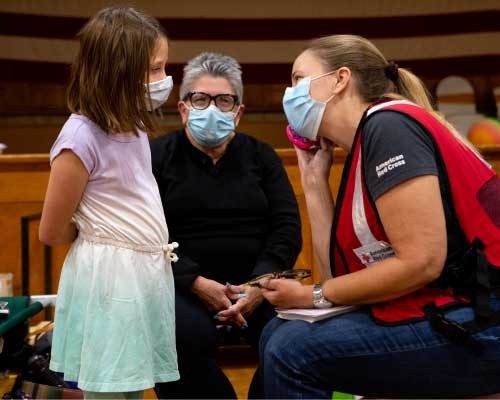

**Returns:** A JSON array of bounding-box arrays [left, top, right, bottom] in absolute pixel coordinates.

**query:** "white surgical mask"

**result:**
[[282, 71, 336, 141], [145, 76, 173, 111]]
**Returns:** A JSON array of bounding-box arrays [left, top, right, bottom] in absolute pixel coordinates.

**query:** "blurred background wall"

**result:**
[[0, 0, 499, 153]]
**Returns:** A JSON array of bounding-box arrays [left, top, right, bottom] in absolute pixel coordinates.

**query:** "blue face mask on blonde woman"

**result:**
[[282, 70, 338, 142]]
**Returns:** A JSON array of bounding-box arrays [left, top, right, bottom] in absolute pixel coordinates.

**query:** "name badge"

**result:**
[[353, 241, 395, 266]]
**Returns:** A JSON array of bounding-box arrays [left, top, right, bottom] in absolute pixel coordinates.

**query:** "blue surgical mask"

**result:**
[[282, 71, 336, 141], [187, 104, 237, 148]]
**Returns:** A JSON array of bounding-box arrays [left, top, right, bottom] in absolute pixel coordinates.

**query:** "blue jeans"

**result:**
[[259, 298, 500, 399]]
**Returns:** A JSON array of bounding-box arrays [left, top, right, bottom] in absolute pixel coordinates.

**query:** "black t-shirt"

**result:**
[[150, 130, 302, 291], [361, 111, 469, 274]]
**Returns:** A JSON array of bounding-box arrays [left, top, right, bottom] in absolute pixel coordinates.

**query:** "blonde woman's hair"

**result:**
[[305, 35, 478, 152]]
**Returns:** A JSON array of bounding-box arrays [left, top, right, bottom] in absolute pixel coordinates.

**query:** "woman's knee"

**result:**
[[259, 317, 285, 358], [262, 320, 316, 374]]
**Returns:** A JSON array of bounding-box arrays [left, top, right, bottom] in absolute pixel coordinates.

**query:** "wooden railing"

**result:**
[[1, 145, 499, 294]]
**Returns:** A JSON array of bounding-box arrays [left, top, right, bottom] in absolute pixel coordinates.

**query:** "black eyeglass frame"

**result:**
[[183, 91, 240, 111]]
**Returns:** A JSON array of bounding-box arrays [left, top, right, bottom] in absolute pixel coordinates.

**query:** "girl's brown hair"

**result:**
[[67, 6, 166, 135], [305, 35, 477, 149]]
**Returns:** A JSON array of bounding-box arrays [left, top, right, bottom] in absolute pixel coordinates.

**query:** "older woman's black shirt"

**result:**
[[151, 130, 302, 291]]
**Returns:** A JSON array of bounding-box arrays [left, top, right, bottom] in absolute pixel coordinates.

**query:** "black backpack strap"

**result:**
[[473, 239, 492, 318], [462, 312, 500, 333], [423, 303, 483, 351], [460, 239, 500, 333]]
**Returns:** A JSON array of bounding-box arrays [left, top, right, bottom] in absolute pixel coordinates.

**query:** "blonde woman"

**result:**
[[257, 35, 500, 398]]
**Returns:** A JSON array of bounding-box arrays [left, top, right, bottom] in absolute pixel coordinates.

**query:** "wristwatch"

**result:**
[[312, 284, 333, 309]]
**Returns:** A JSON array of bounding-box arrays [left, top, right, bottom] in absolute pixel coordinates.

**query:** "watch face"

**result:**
[[312, 285, 322, 299], [312, 284, 333, 308]]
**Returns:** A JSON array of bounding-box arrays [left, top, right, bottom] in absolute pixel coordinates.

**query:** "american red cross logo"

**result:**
[[361, 253, 372, 264]]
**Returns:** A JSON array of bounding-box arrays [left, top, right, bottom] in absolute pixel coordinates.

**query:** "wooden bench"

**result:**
[[0, 146, 499, 399], [0, 145, 499, 295]]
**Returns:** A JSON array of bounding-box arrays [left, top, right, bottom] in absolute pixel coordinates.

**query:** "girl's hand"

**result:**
[[260, 279, 313, 309], [295, 137, 334, 190]]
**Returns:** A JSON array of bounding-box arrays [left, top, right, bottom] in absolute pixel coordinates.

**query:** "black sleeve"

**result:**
[[169, 250, 202, 291], [362, 111, 438, 201], [251, 143, 302, 278], [150, 134, 202, 292], [150, 135, 167, 195]]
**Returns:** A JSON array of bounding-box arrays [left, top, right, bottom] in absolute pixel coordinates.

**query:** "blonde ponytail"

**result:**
[[390, 68, 481, 156], [391, 68, 433, 111]]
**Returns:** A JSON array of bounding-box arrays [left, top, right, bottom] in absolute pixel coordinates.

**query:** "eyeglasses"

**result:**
[[183, 91, 239, 112]]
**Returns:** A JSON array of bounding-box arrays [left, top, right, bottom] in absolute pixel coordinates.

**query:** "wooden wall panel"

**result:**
[[1, 75, 499, 155], [0, 111, 294, 154], [0, 202, 67, 295], [1, 146, 498, 296], [0, 172, 48, 202]]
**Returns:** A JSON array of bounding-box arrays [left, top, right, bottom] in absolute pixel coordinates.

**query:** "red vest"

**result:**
[[332, 100, 500, 324]]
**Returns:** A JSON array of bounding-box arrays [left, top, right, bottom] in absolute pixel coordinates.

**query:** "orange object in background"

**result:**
[[467, 118, 500, 145]]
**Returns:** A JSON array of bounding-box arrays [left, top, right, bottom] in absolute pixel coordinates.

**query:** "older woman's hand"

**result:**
[[217, 285, 264, 328], [296, 137, 334, 190], [191, 276, 232, 312], [260, 279, 313, 309]]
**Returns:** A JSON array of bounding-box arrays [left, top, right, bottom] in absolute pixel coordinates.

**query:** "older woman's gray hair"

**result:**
[[179, 52, 243, 103]]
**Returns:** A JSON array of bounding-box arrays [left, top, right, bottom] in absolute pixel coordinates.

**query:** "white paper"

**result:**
[[276, 305, 357, 323]]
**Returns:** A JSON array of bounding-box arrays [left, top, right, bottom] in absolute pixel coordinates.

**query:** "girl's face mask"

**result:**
[[282, 70, 337, 141], [145, 76, 173, 111]]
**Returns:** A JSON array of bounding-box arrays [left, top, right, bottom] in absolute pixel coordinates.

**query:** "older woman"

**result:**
[[151, 52, 302, 399]]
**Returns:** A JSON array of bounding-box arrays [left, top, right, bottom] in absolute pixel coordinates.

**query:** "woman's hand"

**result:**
[[191, 276, 232, 312], [295, 138, 336, 279], [217, 285, 264, 327], [296, 137, 334, 190], [260, 279, 313, 309]]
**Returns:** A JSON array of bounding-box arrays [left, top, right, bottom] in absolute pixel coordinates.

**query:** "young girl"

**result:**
[[39, 7, 179, 399]]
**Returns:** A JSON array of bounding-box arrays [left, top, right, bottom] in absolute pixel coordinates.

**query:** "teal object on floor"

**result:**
[[0, 296, 43, 337]]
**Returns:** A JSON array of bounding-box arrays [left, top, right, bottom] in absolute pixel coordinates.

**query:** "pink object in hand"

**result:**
[[285, 125, 320, 150]]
